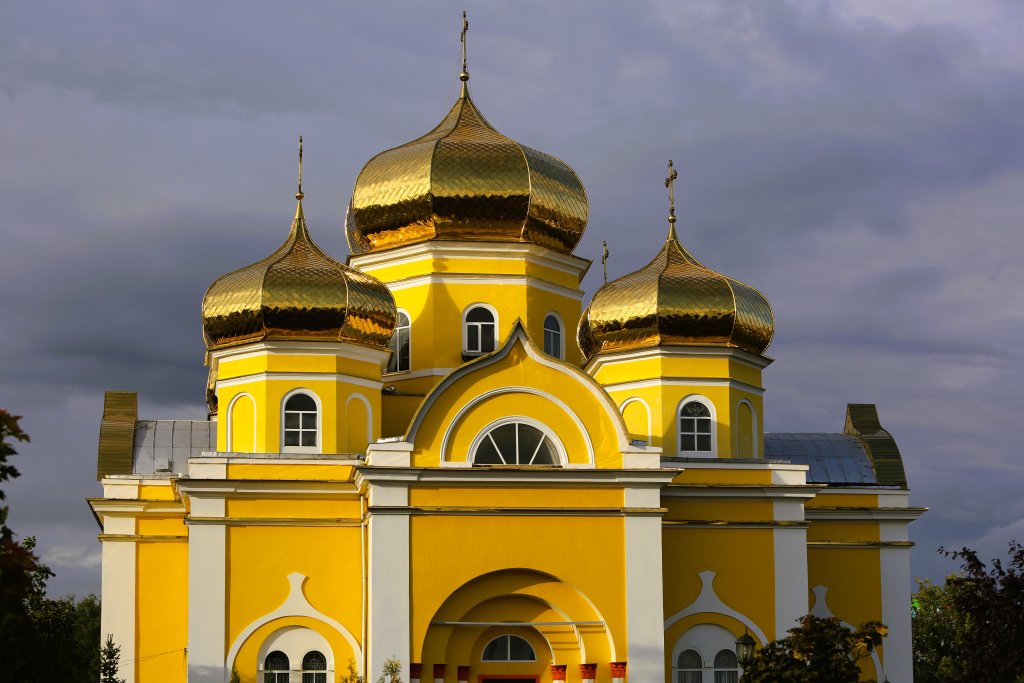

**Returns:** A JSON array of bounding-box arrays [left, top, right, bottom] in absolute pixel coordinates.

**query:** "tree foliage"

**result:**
[[101, 633, 126, 683], [376, 657, 404, 683], [936, 541, 1024, 682], [911, 577, 970, 683], [740, 615, 886, 683]]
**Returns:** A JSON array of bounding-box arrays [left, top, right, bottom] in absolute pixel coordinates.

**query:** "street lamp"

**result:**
[[735, 629, 756, 667]]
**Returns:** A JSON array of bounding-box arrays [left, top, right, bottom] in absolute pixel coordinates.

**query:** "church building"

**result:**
[[89, 19, 922, 683]]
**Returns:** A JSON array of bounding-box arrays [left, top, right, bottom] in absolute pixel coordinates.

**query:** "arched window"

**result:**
[[481, 634, 536, 662], [714, 649, 739, 683], [679, 400, 713, 454], [677, 649, 702, 683], [301, 650, 328, 683], [263, 650, 289, 683], [464, 305, 497, 355], [543, 314, 563, 359], [284, 393, 318, 450], [387, 311, 411, 373], [472, 421, 559, 466]]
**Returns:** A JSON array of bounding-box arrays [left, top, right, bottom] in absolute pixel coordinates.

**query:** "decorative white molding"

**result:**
[[218, 372, 383, 391], [211, 340, 389, 366], [225, 572, 362, 679], [603, 377, 765, 396], [618, 397, 652, 445], [664, 571, 768, 646], [348, 240, 592, 279], [585, 345, 772, 373], [225, 392, 256, 452], [386, 273, 584, 300]]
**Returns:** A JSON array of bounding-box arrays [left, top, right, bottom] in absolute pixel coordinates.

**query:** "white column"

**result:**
[[367, 482, 411, 681], [773, 500, 809, 639], [880, 521, 913, 683], [188, 496, 226, 682], [101, 535, 137, 683], [624, 487, 664, 682]]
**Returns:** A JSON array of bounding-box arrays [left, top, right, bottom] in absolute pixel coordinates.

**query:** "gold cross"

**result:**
[[297, 135, 304, 200], [461, 11, 469, 75], [665, 159, 678, 225], [602, 240, 610, 284]]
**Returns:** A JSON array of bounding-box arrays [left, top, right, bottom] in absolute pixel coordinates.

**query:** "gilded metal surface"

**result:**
[[203, 200, 397, 351], [844, 403, 908, 488], [578, 231, 774, 360], [97, 391, 137, 480], [347, 87, 588, 255]]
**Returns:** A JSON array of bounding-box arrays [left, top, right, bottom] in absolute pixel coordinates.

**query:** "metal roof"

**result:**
[[132, 420, 215, 476], [764, 432, 877, 485]]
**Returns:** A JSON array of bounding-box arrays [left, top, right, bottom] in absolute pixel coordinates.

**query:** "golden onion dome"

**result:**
[[203, 148, 397, 351], [346, 77, 588, 255], [578, 224, 774, 361]]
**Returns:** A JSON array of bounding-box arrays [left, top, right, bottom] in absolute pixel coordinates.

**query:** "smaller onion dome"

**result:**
[[578, 223, 774, 362], [203, 140, 397, 351]]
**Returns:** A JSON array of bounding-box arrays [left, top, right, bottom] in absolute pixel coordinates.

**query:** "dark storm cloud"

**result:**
[[1, 0, 1022, 595]]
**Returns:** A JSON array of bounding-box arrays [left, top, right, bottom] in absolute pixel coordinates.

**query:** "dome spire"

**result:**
[[293, 134, 306, 226], [665, 159, 679, 241], [459, 10, 470, 96]]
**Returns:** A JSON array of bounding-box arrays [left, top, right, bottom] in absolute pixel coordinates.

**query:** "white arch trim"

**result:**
[[280, 388, 323, 454], [810, 585, 882, 680], [441, 387, 593, 466], [736, 398, 758, 458], [345, 393, 374, 450], [257, 626, 334, 673], [618, 397, 652, 445], [664, 570, 768, 645], [461, 302, 500, 355], [225, 572, 361, 681], [676, 394, 718, 457], [671, 623, 740, 673], [226, 392, 256, 452], [407, 321, 631, 451]]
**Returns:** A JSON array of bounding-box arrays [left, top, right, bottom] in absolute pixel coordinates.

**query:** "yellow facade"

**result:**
[[89, 30, 922, 683]]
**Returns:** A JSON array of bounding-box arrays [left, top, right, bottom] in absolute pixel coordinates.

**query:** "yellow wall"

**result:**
[[136, 540, 188, 683]]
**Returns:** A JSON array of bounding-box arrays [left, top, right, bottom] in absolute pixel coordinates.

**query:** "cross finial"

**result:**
[[602, 240, 610, 284], [665, 159, 678, 238], [460, 11, 470, 83], [296, 135, 304, 200]]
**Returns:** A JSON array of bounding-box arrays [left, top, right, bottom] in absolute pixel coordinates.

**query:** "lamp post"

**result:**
[[735, 629, 756, 667]]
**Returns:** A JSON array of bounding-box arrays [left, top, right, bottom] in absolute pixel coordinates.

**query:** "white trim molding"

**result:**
[[218, 372, 383, 391], [467, 415, 569, 466], [603, 376, 765, 396], [280, 388, 323, 455], [664, 571, 768, 646], [225, 392, 256, 452], [618, 397, 652, 445]]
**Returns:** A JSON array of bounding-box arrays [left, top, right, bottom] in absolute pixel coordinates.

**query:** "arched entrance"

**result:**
[[419, 569, 614, 683]]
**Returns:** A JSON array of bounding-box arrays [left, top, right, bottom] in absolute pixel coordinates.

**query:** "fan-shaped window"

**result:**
[[482, 634, 536, 662], [472, 421, 559, 466], [679, 400, 713, 454], [677, 649, 702, 683], [543, 314, 563, 359], [387, 311, 411, 373], [263, 650, 289, 683], [284, 393, 318, 449], [301, 650, 328, 683], [713, 649, 739, 683], [464, 305, 497, 355]]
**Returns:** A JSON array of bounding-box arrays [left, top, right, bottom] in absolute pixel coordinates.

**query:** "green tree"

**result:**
[[939, 541, 1024, 682], [0, 409, 39, 628], [740, 615, 886, 683], [912, 577, 970, 683], [340, 659, 365, 683], [100, 633, 125, 683], [376, 657, 403, 683]]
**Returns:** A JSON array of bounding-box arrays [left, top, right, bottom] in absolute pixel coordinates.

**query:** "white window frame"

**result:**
[[677, 395, 717, 457], [281, 389, 323, 454], [713, 649, 739, 683], [462, 303, 499, 356], [677, 648, 704, 683], [542, 311, 564, 359], [469, 416, 567, 466], [387, 309, 411, 374]]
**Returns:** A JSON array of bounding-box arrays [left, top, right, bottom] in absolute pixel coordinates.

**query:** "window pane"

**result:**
[[265, 651, 289, 670], [301, 413, 316, 429], [681, 418, 695, 433], [678, 650, 702, 669], [681, 434, 696, 451], [467, 307, 494, 323], [679, 673, 702, 683], [696, 418, 711, 434], [285, 431, 300, 447], [714, 649, 737, 668], [397, 312, 410, 326], [482, 635, 508, 661], [714, 673, 738, 683], [517, 425, 542, 464], [530, 437, 557, 465], [475, 436, 501, 464], [303, 651, 327, 670], [468, 325, 479, 351], [287, 394, 316, 411], [481, 324, 495, 351], [490, 424, 517, 460], [682, 401, 710, 417], [508, 635, 536, 661], [697, 435, 711, 451], [301, 431, 317, 447], [285, 413, 300, 428]]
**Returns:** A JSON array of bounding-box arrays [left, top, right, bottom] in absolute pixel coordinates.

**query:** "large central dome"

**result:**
[[346, 81, 588, 255]]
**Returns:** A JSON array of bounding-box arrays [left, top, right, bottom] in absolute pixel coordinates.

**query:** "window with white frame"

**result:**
[[472, 421, 559, 466], [543, 314, 562, 358], [284, 393, 318, 449], [263, 651, 289, 683], [713, 649, 739, 683], [679, 400, 713, 454], [464, 305, 497, 354], [677, 649, 702, 683], [387, 311, 411, 373], [481, 634, 536, 662], [301, 650, 328, 683]]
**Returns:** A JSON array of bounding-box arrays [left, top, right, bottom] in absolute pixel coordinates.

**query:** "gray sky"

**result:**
[[2, 0, 1023, 599]]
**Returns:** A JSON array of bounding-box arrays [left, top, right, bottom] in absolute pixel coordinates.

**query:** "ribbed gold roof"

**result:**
[[578, 225, 774, 361], [346, 82, 588, 255], [203, 199, 397, 351]]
